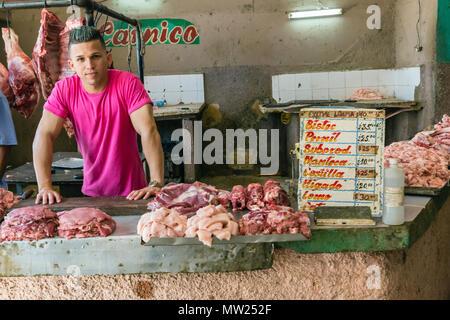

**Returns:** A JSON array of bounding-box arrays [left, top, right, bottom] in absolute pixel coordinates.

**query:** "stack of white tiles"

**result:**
[[272, 67, 421, 103], [144, 74, 205, 106]]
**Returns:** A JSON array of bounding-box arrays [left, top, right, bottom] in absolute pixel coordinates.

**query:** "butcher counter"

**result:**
[[0, 175, 449, 299]]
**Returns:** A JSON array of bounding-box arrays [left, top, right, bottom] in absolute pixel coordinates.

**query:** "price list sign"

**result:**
[[298, 108, 385, 216]]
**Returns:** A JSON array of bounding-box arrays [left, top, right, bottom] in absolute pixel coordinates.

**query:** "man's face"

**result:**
[[68, 40, 112, 88]]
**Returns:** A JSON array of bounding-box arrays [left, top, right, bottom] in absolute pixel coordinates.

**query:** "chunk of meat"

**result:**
[[32, 9, 65, 100], [0, 188, 19, 219], [147, 181, 224, 217], [0, 206, 58, 242], [229, 185, 246, 211], [384, 141, 449, 188], [246, 183, 265, 211], [0, 62, 14, 105], [58, 17, 85, 80], [185, 205, 238, 247], [57, 207, 116, 239], [238, 210, 271, 235], [137, 207, 187, 242], [263, 179, 291, 208], [349, 88, 384, 100], [2, 28, 40, 119]]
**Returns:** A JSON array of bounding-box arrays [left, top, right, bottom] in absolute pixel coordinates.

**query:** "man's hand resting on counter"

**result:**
[[35, 187, 62, 205], [127, 185, 161, 200]]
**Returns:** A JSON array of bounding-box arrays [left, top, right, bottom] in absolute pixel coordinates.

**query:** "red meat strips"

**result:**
[[0, 206, 58, 242], [57, 207, 116, 239]]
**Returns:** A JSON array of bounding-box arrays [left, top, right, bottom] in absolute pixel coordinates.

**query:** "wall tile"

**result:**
[[407, 67, 421, 86], [378, 85, 395, 98], [311, 72, 329, 89], [180, 90, 197, 104], [295, 89, 313, 100], [180, 75, 197, 91], [395, 69, 409, 86], [279, 90, 295, 102], [328, 72, 346, 89], [295, 73, 311, 90], [329, 88, 346, 100], [312, 88, 329, 100], [345, 71, 362, 88], [378, 69, 396, 86], [362, 70, 379, 87], [272, 76, 279, 93], [278, 74, 296, 90], [165, 91, 181, 105], [163, 75, 181, 91]]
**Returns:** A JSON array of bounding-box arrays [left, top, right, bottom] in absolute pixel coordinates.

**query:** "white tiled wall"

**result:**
[[144, 74, 205, 105], [272, 67, 420, 103]]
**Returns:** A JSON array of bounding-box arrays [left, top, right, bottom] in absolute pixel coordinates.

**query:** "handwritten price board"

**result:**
[[298, 108, 385, 216]]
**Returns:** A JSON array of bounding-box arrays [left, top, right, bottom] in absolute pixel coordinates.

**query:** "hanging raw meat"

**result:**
[[58, 16, 85, 80], [32, 9, 65, 100], [0, 62, 14, 105], [2, 28, 40, 119]]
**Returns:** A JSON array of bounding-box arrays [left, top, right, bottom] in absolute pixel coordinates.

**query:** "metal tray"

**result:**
[[51, 157, 84, 169], [143, 233, 309, 246]]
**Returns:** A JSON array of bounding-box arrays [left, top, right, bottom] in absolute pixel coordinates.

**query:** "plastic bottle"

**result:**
[[383, 158, 405, 225]]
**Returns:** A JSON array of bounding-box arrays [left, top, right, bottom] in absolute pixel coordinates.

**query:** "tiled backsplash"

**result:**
[[144, 74, 205, 105], [272, 67, 420, 103]]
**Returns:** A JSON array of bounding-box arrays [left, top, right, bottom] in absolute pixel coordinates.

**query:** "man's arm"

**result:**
[[127, 104, 164, 200], [32, 109, 64, 204]]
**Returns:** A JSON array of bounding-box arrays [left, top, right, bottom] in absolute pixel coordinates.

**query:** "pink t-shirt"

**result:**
[[44, 69, 152, 197]]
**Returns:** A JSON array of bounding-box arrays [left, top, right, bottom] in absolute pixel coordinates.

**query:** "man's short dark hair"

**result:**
[[69, 26, 106, 51]]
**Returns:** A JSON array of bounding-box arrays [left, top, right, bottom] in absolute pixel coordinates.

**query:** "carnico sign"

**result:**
[[101, 19, 200, 47]]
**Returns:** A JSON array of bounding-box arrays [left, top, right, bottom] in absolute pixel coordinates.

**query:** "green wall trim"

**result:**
[[278, 186, 449, 254], [437, 0, 450, 63]]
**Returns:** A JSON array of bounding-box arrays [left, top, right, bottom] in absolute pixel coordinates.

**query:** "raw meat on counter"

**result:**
[[57, 207, 116, 239], [246, 183, 265, 211], [0, 62, 14, 105], [0, 206, 58, 242], [147, 181, 230, 216], [411, 114, 450, 159], [229, 185, 246, 211], [137, 207, 187, 242], [32, 9, 64, 100], [0, 188, 19, 219], [2, 28, 40, 118], [185, 204, 239, 247], [239, 206, 311, 239], [384, 141, 449, 188], [349, 88, 384, 100], [263, 179, 291, 208]]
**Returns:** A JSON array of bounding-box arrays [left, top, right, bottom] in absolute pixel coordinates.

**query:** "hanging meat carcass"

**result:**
[[32, 9, 65, 100], [0, 62, 14, 105], [2, 28, 40, 119]]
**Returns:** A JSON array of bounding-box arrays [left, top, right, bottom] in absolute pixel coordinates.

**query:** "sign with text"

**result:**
[[101, 19, 200, 47], [298, 108, 385, 216]]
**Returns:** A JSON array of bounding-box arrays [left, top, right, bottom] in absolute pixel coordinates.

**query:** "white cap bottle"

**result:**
[[383, 158, 405, 225]]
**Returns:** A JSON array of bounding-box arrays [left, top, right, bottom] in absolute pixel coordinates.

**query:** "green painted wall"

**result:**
[[437, 0, 450, 62]]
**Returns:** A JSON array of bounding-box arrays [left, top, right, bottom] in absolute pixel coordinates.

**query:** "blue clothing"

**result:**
[[0, 91, 17, 146]]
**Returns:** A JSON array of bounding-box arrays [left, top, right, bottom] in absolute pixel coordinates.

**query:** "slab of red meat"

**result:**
[[57, 207, 116, 239], [0, 206, 58, 242], [32, 9, 65, 100], [147, 181, 223, 216], [0, 188, 19, 219], [229, 185, 246, 211], [246, 183, 264, 211], [2, 28, 40, 119], [217, 190, 231, 208], [238, 210, 271, 235], [58, 17, 85, 80], [0, 62, 14, 105], [263, 179, 291, 208], [239, 206, 311, 239]]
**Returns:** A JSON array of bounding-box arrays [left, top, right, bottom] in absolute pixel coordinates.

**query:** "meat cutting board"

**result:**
[[11, 196, 150, 216]]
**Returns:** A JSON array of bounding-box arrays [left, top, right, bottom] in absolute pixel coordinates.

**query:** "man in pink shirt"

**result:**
[[33, 26, 164, 204]]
